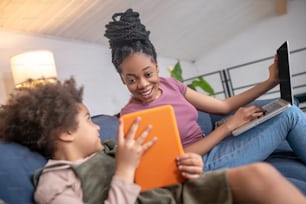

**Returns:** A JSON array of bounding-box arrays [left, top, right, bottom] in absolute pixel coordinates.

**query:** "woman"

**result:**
[[104, 8, 306, 171]]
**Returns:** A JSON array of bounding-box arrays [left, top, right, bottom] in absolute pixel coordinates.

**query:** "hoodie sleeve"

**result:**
[[34, 161, 141, 204]]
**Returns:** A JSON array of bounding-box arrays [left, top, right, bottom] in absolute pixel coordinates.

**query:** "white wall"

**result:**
[[2, 0, 305, 115], [195, 0, 306, 99], [0, 30, 196, 115]]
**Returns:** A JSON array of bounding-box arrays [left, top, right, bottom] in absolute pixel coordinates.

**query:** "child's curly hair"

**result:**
[[0, 77, 83, 158]]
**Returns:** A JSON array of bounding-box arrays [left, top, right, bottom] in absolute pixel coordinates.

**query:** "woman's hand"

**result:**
[[223, 55, 278, 132], [267, 54, 279, 86], [115, 117, 157, 183], [224, 105, 265, 132], [176, 152, 203, 180]]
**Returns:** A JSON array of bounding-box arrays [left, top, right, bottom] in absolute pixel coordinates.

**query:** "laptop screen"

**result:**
[[277, 41, 294, 104]]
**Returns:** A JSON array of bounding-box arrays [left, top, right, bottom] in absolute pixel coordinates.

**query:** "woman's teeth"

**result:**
[[141, 88, 152, 96]]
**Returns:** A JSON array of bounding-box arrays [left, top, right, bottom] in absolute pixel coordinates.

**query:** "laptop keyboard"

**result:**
[[262, 101, 284, 114]]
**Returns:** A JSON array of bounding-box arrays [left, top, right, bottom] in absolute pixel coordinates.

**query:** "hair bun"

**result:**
[[104, 8, 150, 48]]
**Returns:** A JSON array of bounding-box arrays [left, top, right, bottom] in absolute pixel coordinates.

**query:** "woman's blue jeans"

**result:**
[[203, 105, 306, 171]]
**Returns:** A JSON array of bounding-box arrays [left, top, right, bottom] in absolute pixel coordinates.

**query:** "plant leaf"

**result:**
[[191, 77, 215, 95], [187, 83, 196, 90], [169, 61, 215, 96], [170, 61, 184, 82]]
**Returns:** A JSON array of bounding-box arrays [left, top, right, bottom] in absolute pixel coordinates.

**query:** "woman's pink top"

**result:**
[[121, 77, 203, 147]]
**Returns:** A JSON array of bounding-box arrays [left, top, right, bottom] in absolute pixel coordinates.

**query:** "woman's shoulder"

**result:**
[[160, 77, 187, 94], [160, 76, 184, 86], [160, 76, 177, 84]]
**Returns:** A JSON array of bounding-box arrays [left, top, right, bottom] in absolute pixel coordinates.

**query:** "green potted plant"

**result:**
[[169, 61, 215, 96]]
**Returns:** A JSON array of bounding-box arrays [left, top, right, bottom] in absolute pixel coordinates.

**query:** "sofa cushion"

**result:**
[[92, 114, 118, 142], [196, 111, 213, 134], [0, 142, 46, 203]]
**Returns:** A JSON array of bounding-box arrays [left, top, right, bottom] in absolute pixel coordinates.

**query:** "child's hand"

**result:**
[[115, 117, 157, 183], [176, 152, 203, 180]]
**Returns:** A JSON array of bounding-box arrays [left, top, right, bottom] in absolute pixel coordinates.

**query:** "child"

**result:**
[[0, 78, 305, 203]]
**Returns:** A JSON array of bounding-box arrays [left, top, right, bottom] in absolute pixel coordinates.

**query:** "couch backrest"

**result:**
[[92, 112, 216, 140], [92, 114, 118, 142], [196, 111, 213, 134], [0, 142, 46, 203]]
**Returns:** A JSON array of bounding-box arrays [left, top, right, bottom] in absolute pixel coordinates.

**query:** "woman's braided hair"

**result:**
[[104, 8, 157, 73]]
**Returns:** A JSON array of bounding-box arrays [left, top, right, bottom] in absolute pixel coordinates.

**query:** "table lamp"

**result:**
[[10, 50, 57, 88]]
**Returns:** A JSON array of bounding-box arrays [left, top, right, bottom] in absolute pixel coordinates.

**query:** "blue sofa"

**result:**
[[0, 100, 305, 203]]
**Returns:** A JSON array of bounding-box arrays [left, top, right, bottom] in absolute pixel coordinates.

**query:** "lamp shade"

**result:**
[[10, 50, 57, 86]]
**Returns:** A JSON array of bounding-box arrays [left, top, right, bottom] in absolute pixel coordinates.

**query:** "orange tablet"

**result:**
[[121, 105, 186, 191]]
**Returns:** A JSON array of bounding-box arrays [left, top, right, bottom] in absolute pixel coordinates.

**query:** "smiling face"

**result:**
[[120, 53, 161, 104]]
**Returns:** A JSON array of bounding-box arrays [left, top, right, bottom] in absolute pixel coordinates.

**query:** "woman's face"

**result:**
[[120, 53, 161, 104]]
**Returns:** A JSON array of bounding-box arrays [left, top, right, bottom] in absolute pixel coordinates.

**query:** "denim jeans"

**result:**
[[203, 105, 306, 171]]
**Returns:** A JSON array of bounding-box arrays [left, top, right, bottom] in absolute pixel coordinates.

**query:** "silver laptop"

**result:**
[[232, 41, 293, 136]]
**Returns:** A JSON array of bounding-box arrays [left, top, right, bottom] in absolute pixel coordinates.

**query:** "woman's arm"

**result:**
[[184, 120, 232, 155], [184, 105, 265, 155], [185, 56, 279, 115], [183, 56, 279, 155]]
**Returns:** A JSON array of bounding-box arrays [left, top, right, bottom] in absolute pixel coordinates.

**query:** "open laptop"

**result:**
[[232, 41, 293, 136], [120, 105, 186, 191]]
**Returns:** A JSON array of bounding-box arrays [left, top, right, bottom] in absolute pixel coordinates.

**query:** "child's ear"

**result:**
[[58, 130, 74, 142]]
